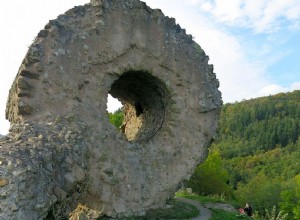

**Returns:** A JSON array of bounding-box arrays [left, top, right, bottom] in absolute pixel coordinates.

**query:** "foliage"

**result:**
[[210, 208, 251, 220], [176, 192, 228, 204], [188, 90, 300, 219], [264, 206, 288, 220], [216, 91, 300, 158], [235, 172, 282, 214], [108, 108, 124, 128], [187, 151, 233, 197], [280, 174, 300, 219]]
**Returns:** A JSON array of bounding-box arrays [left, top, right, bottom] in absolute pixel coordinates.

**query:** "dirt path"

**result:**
[[175, 197, 212, 220], [175, 197, 238, 220]]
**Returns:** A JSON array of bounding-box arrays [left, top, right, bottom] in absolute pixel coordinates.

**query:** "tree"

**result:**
[[187, 151, 233, 197], [190, 90, 300, 216], [280, 174, 300, 219], [108, 108, 124, 128], [235, 172, 282, 215]]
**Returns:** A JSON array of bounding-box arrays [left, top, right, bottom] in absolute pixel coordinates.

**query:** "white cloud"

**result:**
[[243, 0, 268, 21], [211, 0, 244, 24], [253, 81, 300, 99], [192, 29, 269, 103], [199, 0, 300, 33], [257, 84, 287, 97], [201, 1, 213, 11], [291, 81, 300, 90], [287, 3, 300, 19], [185, 0, 202, 5]]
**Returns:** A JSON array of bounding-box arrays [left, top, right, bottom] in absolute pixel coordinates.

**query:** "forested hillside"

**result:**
[[188, 90, 300, 219]]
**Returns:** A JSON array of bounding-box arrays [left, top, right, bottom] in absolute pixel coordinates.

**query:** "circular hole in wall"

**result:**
[[108, 70, 167, 142]]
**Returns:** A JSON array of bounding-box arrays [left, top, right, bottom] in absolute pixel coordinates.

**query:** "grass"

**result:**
[[176, 191, 240, 208], [175, 191, 253, 220], [210, 208, 252, 220], [99, 199, 199, 220], [176, 192, 225, 204]]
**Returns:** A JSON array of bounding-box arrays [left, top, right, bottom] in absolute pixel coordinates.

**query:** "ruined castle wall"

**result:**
[[1, 0, 222, 219]]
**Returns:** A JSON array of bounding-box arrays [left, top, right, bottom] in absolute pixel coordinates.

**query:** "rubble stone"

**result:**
[[2, 0, 222, 219]]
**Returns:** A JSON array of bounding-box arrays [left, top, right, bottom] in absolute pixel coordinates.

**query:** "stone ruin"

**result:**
[[0, 0, 222, 219]]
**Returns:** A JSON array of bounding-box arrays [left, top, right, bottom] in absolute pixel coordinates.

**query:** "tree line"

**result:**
[[187, 90, 300, 219]]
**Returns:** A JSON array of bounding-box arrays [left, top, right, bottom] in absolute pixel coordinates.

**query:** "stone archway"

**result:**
[[1, 0, 222, 219]]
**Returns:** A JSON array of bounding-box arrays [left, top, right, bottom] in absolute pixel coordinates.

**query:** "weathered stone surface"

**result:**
[[1, 0, 222, 219], [0, 121, 88, 219]]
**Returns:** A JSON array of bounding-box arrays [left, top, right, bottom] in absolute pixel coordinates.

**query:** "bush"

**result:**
[[187, 151, 233, 197]]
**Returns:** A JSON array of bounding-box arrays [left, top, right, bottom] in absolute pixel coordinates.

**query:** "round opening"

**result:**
[[108, 70, 167, 142]]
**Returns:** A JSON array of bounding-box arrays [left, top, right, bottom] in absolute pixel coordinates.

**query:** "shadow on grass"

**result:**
[[99, 199, 199, 220]]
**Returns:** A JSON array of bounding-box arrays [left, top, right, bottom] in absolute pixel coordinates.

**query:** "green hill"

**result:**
[[188, 90, 300, 219]]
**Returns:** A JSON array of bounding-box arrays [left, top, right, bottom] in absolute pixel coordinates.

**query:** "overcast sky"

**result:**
[[1, 0, 300, 134]]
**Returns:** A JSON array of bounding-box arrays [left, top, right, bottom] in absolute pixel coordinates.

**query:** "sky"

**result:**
[[1, 0, 300, 134]]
